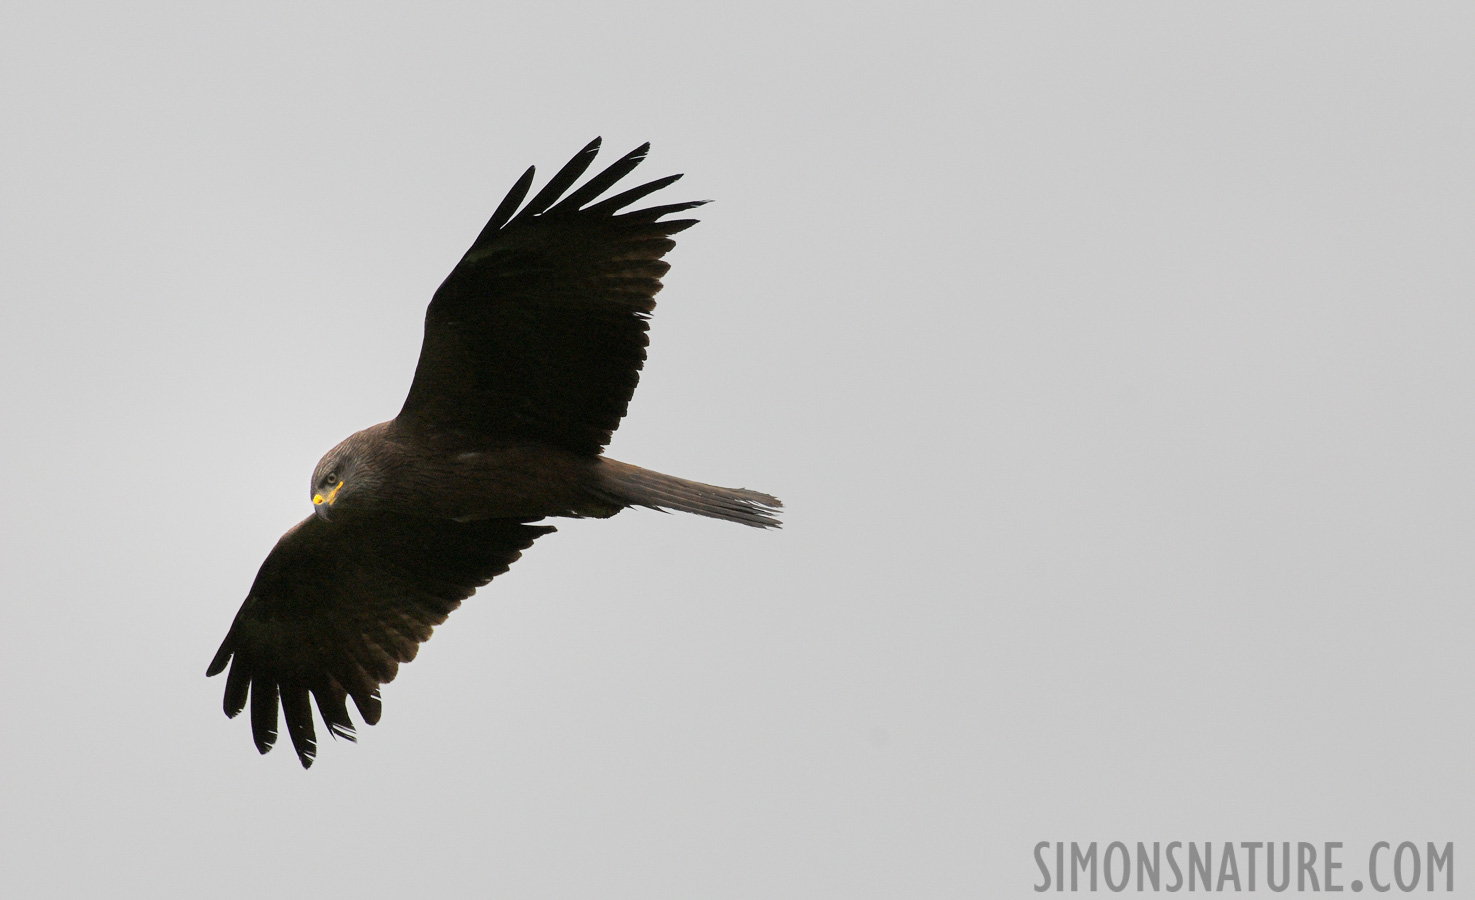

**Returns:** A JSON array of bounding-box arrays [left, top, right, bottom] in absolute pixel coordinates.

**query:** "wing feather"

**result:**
[[586, 173, 685, 215], [250, 678, 279, 754], [469, 166, 536, 248], [552, 142, 650, 212], [398, 140, 703, 455], [280, 681, 315, 764], [222, 654, 251, 718], [512, 136, 603, 223], [207, 514, 552, 767]]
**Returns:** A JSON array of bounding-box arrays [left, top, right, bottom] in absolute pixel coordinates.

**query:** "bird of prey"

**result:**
[[206, 139, 781, 768]]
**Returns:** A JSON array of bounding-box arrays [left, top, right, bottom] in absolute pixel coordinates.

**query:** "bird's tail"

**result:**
[[594, 458, 782, 528]]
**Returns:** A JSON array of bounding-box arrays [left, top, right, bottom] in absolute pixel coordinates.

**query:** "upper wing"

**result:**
[[397, 138, 705, 455], [206, 513, 553, 767]]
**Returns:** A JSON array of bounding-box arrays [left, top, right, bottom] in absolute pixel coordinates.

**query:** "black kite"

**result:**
[[206, 139, 780, 767]]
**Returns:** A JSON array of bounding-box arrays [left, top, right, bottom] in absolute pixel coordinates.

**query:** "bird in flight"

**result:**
[[206, 139, 781, 768]]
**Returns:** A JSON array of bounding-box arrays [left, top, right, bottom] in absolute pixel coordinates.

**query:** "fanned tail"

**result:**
[[595, 459, 782, 529]]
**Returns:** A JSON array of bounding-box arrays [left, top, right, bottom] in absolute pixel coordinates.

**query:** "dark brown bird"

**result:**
[[207, 139, 781, 767]]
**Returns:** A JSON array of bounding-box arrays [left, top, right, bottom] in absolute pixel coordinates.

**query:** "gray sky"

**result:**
[[3, 2, 1473, 896]]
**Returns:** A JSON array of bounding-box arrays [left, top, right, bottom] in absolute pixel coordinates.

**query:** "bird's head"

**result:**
[[310, 435, 380, 521]]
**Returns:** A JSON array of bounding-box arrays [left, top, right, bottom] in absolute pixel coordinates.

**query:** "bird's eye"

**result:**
[[325, 473, 338, 485]]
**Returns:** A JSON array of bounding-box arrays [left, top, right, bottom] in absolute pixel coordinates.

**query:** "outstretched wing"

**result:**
[[206, 514, 553, 767], [397, 138, 705, 456]]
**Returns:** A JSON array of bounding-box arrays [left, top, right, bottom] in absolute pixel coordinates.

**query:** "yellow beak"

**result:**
[[313, 481, 344, 506]]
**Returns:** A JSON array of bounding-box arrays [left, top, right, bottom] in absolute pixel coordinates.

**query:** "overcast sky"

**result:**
[[3, 3, 1473, 896]]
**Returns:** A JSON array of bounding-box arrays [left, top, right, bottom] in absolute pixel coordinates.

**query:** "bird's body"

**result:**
[[318, 420, 775, 525], [207, 139, 780, 767], [314, 421, 609, 521]]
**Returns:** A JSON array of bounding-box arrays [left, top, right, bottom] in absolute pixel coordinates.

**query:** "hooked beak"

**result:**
[[312, 481, 344, 519]]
